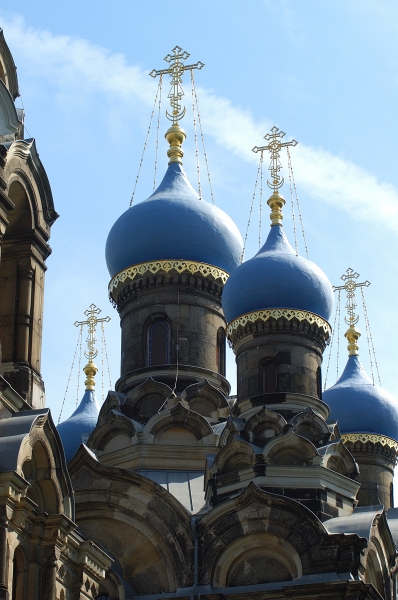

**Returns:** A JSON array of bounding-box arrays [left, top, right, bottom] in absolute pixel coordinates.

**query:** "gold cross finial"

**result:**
[[74, 304, 111, 390], [150, 46, 204, 164], [253, 127, 298, 226], [150, 46, 204, 124], [333, 268, 370, 356]]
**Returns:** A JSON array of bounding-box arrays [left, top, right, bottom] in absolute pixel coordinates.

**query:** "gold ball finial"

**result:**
[[83, 361, 98, 391], [165, 124, 186, 165], [267, 191, 286, 226], [345, 325, 360, 356]]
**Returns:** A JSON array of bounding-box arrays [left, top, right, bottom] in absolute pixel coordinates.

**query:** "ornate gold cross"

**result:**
[[74, 304, 110, 363], [333, 268, 370, 327], [150, 46, 204, 124], [253, 126, 298, 192]]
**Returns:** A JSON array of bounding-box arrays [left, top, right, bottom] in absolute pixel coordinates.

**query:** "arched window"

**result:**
[[12, 547, 26, 600], [217, 328, 226, 376], [263, 361, 277, 394], [390, 482, 394, 508], [148, 321, 170, 366], [317, 367, 322, 399]]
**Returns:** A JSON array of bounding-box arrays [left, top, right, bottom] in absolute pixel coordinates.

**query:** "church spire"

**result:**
[[252, 126, 298, 226], [150, 45, 204, 165], [74, 304, 110, 391], [333, 268, 370, 356]]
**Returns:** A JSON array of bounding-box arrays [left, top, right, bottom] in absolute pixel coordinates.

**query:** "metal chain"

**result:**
[[241, 152, 262, 263], [191, 71, 215, 204], [287, 147, 298, 256], [130, 77, 162, 206], [361, 287, 381, 386], [258, 152, 263, 250], [76, 325, 83, 407], [336, 290, 341, 381], [323, 290, 340, 391], [59, 325, 83, 423], [153, 75, 163, 191], [190, 70, 201, 198], [286, 147, 309, 259], [101, 321, 113, 389]]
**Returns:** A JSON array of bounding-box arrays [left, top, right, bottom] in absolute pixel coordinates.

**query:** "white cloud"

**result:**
[[2, 13, 398, 231]]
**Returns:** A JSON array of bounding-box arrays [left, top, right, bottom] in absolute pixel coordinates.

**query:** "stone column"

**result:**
[[15, 259, 34, 364], [0, 521, 9, 600]]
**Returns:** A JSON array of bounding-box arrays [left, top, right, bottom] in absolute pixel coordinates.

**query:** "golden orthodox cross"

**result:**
[[149, 46, 204, 124], [252, 126, 298, 192], [333, 268, 370, 326], [74, 304, 110, 363]]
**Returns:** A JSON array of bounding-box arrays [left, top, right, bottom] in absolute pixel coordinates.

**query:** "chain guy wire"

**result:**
[[258, 152, 263, 250], [191, 70, 215, 204], [286, 147, 309, 259], [153, 75, 163, 191], [336, 289, 341, 381], [287, 147, 299, 256], [59, 325, 83, 423], [101, 321, 113, 390], [323, 290, 340, 391], [76, 326, 83, 407], [190, 70, 202, 198], [130, 76, 162, 206], [242, 152, 263, 263], [361, 287, 381, 386]]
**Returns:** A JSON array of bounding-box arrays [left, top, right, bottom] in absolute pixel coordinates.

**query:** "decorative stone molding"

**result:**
[[109, 259, 229, 301], [227, 308, 331, 338], [342, 432, 398, 453]]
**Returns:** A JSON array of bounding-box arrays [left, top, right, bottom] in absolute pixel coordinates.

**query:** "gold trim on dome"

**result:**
[[226, 308, 331, 337], [342, 433, 398, 452], [109, 260, 229, 295]]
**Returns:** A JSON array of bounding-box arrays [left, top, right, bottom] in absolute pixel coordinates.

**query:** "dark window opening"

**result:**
[[217, 328, 226, 376], [317, 367, 322, 399], [263, 361, 277, 394], [148, 321, 169, 366], [390, 482, 394, 508]]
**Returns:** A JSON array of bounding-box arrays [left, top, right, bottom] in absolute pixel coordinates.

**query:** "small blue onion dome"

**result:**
[[222, 225, 334, 324], [105, 163, 243, 278], [323, 355, 398, 441], [57, 390, 100, 462]]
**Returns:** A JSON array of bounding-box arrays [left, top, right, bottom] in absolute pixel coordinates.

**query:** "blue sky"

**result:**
[[0, 1, 397, 422]]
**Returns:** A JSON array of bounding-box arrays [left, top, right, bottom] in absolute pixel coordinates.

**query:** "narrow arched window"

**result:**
[[148, 321, 169, 366], [390, 482, 394, 508], [317, 367, 322, 399], [12, 547, 26, 600], [263, 361, 277, 394], [217, 327, 226, 376]]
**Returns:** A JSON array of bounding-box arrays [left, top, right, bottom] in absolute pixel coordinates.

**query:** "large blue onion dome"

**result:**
[[222, 223, 334, 324], [323, 355, 398, 441], [57, 388, 100, 462], [105, 162, 243, 278]]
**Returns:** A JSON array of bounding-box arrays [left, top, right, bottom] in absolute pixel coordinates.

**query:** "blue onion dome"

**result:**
[[105, 162, 243, 278], [222, 223, 334, 324], [323, 355, 398, 441], [57, 389, 100, 462]]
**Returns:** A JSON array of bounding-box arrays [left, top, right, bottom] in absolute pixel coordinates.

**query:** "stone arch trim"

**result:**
[[68, 446, 194, 593], [242, 406, 286, 446], [181, 379, 229, 418], [198, 483, 367, 586], [212, 436, 256, 475], [87, 410, 142, 453], [0, 409, 74, 519], [0, 79, 19, 139], [145, 402, 213, 441], [0, 29, 19, 100], [291, 407, 331, 446], [322, 441, 359, 478], [213, 532, 302, 587], [263, 427, 319, 465]]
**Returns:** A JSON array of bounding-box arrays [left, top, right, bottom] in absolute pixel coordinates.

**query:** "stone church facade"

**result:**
[[1, 33, 398, 600]]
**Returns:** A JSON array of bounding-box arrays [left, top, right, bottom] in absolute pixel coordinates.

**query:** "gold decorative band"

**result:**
[[109, 260, 229, 295], [226, 308, 331, 337], [342, 432, 398, 452]]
